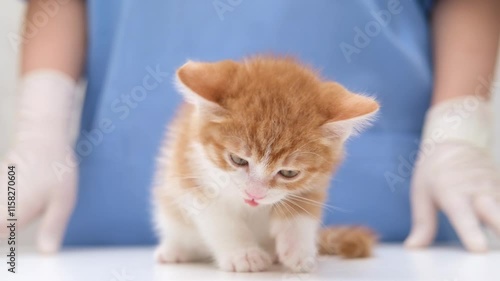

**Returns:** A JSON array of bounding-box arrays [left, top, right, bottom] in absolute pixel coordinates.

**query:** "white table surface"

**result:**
[[1, 244, 499, 281]]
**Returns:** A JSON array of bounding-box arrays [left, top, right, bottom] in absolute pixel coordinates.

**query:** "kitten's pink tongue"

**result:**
[[244, 199, 259, 207]]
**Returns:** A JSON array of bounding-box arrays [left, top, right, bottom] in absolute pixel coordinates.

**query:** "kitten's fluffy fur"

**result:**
[[153, 57, 379, 272]]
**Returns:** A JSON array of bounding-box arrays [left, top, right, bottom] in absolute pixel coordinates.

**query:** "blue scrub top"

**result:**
[[65, 0, 456, 246]]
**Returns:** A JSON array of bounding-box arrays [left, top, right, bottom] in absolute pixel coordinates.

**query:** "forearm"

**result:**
[[408, 0, 500, 252], [21, 0, 86, 80], [3, 0, 85, 252], [431, 0, 500, 105]]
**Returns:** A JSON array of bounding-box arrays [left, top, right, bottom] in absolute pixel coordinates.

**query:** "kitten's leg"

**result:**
[[271, 214, 320, 273], [154, 208, 210, 263], [271, 195, 321, 272], [259, 235, 278, 264], [250, 210, 279, 264], [193, 207, 272, 272]]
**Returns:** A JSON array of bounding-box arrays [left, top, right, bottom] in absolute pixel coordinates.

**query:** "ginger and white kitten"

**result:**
[[153, 57, 378, 272]]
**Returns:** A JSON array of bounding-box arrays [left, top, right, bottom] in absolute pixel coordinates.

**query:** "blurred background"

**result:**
[[1, 1, 500, 247]]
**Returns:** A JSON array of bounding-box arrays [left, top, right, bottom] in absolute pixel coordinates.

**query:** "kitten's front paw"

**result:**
[[217, 247, 272, 272], [276, 236, 317, 273]]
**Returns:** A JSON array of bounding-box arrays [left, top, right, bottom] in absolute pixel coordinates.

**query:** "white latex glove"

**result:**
[[0, 70, 78, 253], [405, 96, 500, 252]]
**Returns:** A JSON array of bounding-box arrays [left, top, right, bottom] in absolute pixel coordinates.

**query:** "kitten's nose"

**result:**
[[245, 190, 266, 200]]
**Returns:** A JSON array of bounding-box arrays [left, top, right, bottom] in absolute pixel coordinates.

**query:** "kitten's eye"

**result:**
[[278, 170, 300, 179], [230, 154, 248, 166]]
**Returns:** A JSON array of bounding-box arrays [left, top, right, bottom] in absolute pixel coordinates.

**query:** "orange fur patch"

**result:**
[[318, 226, 377, 258]]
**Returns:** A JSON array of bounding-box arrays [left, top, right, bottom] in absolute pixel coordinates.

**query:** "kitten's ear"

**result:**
[[322, 82, 380, 140], [175, 60, 239, 117]]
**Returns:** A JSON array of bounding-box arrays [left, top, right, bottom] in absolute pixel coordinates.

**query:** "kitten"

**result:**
[[153, 57, 379, 272]]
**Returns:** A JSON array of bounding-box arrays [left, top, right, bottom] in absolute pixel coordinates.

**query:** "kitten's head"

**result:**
[[176, 57, 379, 207]]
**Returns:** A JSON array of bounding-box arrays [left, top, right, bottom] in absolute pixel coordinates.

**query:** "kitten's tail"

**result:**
[[318, 226, 377, 258]]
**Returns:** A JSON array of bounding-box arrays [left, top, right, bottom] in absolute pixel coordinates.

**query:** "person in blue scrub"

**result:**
[[4, 0, 499, 253]]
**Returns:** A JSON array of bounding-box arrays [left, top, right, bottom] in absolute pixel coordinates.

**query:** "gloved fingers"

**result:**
[[474, 195, 500, 237], [405, 182, 438, 248], [36, 196, 76, 254], [441, 196, 488, 252], [36, 175, 77, 254]]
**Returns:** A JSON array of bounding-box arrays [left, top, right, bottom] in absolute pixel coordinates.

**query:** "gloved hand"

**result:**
[[0, 70, 78, 253], [405, 96, 500, 252]]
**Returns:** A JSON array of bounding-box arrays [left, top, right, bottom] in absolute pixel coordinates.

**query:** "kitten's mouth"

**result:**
[[244, 199, 259, 207]]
